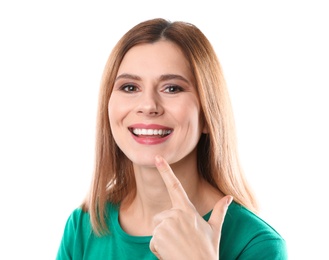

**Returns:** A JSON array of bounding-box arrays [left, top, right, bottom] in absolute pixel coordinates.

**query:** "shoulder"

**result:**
[[56, 207, 90, 259], [62, 207, 91, 235], [61, 207, 92, 243], [220, 202, 288, 259], [56, 203, 119, 259], [63, 203, 119, 234], [64, 203, 119, 228], [69, 206, 90, 223], [224, 202, 282, 238]]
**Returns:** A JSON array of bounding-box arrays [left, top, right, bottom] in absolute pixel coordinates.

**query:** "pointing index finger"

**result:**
[[155, 155, 191, 208]]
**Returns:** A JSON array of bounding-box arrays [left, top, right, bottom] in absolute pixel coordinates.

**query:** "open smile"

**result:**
[[128, 124, 174, 145], [129, 128, 173, 137]]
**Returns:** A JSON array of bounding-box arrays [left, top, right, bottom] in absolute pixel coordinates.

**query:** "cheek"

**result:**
[[179, 101, 202, 128], [108, 100, 116, 125], [108, 99, 127, 147], [169, 104, 203, 136], [108, 96, 129, 124]]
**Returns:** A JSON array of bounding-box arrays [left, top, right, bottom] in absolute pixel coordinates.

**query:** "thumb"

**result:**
[[208, 195, 233, 232]]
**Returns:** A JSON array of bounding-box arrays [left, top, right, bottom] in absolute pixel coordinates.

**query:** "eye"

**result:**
[[120, 84, 139, 92], [163, 85, 184, 93]]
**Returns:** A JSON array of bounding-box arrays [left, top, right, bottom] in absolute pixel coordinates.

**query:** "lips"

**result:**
[[128, 124, 173, 143], [129, 127, 172, 145]]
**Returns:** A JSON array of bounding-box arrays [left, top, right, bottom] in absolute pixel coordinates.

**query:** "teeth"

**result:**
[[132, 128, 172, 136]]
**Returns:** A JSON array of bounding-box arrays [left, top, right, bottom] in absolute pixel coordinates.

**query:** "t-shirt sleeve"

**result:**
[[219, 202, 288, 259], [238, 237, 288, 259], [56, 208, 87, 260], [56, 212, 77, 260]]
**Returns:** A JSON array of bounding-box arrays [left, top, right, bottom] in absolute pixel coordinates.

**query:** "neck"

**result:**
[[123, 152, 201, 213], [119, 151, 218, 235]]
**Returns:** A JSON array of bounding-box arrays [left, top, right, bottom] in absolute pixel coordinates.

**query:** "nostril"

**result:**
[[136, 96, 162, 115], [137, 109, 161, 116]]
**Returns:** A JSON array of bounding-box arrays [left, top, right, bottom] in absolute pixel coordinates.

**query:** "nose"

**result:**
[[137, 90, 163, 116]]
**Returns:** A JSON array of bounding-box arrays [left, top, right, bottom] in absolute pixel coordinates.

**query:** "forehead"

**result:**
[[117, 41, 193, 81]]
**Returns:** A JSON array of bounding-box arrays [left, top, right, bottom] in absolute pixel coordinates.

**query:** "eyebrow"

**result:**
[[115, 73, 141, 82], [159, 74, 189, 83], [115, 73, 190, 84]]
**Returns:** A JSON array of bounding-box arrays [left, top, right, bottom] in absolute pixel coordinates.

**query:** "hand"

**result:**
[[149, 155, 233, 260]]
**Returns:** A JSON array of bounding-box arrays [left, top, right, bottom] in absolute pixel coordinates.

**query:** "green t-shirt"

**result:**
[[56, 202, 287, 259]]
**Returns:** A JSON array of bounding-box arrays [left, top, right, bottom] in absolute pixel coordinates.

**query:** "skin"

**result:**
[[108, 40, 232, 259], [110, 40, 204, 167]]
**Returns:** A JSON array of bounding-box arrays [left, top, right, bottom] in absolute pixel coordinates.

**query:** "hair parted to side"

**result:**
[[81, 18, 258, 235]]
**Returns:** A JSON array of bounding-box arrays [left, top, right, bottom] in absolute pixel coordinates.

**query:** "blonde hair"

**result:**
[[82, 18, 258, 235]]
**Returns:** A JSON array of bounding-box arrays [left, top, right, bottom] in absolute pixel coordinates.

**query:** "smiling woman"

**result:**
[[109, 41, 202, 161], [56, 18, 288, 259]]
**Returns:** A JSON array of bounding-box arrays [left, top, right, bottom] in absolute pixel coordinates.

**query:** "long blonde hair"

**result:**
[[82, 18, 258, 235]]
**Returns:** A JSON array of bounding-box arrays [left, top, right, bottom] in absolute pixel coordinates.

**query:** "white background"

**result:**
[[0, 1, 328, 259]]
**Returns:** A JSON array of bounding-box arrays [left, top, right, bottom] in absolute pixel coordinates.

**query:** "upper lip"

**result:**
[[128, 124, 173, 130]]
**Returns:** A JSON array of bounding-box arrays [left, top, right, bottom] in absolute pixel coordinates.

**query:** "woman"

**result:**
[[57, 18, 287, 259]]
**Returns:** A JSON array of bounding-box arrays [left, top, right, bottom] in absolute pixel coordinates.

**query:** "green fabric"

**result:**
[[56, 202, 287, 259]]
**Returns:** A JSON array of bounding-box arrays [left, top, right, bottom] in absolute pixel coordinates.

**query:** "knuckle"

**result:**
[[171, 180, 182, 191]]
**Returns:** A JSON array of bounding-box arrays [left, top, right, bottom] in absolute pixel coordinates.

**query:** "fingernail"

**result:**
[[227, 196, 233, 206], [155, 155, 162, 166]]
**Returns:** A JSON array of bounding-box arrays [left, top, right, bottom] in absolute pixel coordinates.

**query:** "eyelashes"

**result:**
[[119, 84, 184, 94], [163, 85, 184, 93], [120, 84, 139, 92]]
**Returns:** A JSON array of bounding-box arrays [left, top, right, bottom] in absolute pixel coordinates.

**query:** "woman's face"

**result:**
[[109, 40, 206, 167]]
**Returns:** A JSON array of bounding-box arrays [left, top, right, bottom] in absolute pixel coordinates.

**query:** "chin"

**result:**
[[127, 154, 158, 167]]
